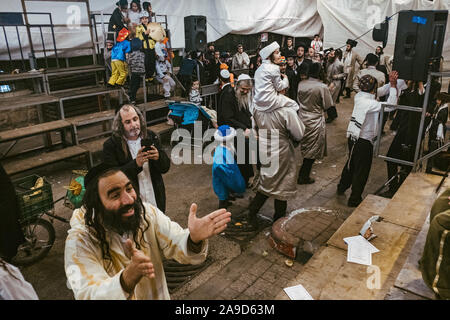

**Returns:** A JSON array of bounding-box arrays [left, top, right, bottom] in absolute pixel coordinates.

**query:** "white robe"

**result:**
[[64, 203, 208, 300], [253, 60, 299, 113]]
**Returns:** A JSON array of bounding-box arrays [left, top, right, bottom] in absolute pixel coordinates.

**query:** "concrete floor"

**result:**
[[16, 92, 406, 300]]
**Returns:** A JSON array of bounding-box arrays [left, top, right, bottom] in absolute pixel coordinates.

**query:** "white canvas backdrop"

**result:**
[[0, 0, 448, 62]]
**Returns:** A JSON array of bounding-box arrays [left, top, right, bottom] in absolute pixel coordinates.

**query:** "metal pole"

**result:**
[[48, 14, 59, 68], [21, 0, 36, 61], [16, 26, 26, 70], [39, 26, 48, 69], [3, 26, 14, 71], [413, 74, 432, 172], [85, 0, 98, 65], [374, 103, 385, 157]]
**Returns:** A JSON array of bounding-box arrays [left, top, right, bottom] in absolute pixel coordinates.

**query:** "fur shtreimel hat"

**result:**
[[260, 41, 280, 60], [346, 39, 358, 48], [214, 125, 236, 142], [116, 0, 128, 7]]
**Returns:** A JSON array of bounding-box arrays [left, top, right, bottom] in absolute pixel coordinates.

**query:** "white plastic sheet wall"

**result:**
[[0, 0, 448, 62]]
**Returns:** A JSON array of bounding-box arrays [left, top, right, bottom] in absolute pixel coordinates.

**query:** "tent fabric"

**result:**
[[0, 0, 448, 61], [317, 0, 450, 64]]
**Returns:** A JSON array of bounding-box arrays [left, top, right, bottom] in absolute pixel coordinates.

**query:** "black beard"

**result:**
[[101, 200, 142, 235]]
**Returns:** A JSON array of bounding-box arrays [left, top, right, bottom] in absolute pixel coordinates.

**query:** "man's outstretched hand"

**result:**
[[188, 204, 232, 243]]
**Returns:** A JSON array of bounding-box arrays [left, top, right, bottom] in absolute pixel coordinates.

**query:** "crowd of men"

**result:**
[[1, 2, 449, 300]]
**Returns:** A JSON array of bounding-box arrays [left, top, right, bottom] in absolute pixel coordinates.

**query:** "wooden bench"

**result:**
[[385, 214, 436, 300], [79, 137, 108, 167], [66, 110, 115, 144], [148, 122, 174, 140], [137, 97, 181, 125], [0, 120, 74, 159], [2, 145, 91, 176], [275, 173, 450, 300], [0, 94, 59, 111], [52, 86, 122, 119]]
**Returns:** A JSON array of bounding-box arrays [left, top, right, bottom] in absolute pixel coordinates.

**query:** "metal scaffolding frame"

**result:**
[[375, 70, 450, 172]]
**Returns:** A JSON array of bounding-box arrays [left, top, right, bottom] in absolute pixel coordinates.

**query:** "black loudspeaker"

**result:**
[[393, 10, 448, 81], [184, 15, 207, 52], [372, 17, 389, 48]]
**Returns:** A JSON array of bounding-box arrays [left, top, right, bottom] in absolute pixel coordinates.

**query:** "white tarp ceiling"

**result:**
[[0, 0, 448, 62]]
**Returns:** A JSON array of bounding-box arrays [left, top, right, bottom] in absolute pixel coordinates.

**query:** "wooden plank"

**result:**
[[384, 286, 428, 300], [3, 146, 88, 176], [53, 86, 119, 100], [274, 246, 347, 300], [79, 137, 108, 154], [148, 122, 173, 136], [0, 94, 59, 110], [328, 195, 390, 250], [138, 96, 186, 111], [66, 110, 115, 126], [44, 65, 105, 77], [393, 214, 435, 299], [0, 71, 44, 82], [319, 222, 417, 300], [0, 120, 71, 143], [381, 173, 449, 231]]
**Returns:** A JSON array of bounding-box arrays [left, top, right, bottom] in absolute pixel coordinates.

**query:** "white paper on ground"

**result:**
[[344, 235, 379, 253], [283, 284, 314, 300], [347, 241, 372, 266]]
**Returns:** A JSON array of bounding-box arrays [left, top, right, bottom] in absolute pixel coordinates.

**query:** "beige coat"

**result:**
[[253, 106, 305, 200], [64, 203, 207, 300], [343, 49, 363, 89], [298, 78, 333, 160]]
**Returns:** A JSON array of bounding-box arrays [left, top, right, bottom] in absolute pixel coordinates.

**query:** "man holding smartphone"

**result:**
[[103, 104, 170, 212]]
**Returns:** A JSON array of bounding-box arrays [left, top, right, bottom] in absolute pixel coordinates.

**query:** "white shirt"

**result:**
[[357, 86, 398, 141], [0, 262, 39, 300], [127, 137, 157, 207], [128, 10, 141, 26], [343, 50, 353, 74], [311, 40, 322, 53]]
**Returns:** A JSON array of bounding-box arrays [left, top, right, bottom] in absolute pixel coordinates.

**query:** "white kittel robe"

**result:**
[[64, 203, 208, 300]]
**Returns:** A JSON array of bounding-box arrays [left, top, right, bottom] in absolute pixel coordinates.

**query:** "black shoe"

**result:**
[[107, 83, 115, 89], [298, 177, 315, 185], [337, 187, 346, 195], [326, 117, 336, 124]]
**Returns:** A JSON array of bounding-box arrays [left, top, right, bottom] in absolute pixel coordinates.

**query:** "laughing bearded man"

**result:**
[[64, 164, 232, 300]]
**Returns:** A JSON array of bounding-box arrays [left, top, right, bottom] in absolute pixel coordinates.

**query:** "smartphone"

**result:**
[[141, 138, 154, 152]]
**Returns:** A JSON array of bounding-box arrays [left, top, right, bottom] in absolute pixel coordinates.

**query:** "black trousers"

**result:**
[[338, 138, 373, 205], [248, 192, 287, 222], [144, 49, 156, 79], [128, 73, 141, 102], [326, 106, 338, 119], [299, 158, 315, 180], [236, 136, 254, 187]]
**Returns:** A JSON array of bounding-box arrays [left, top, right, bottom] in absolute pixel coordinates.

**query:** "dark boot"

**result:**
[[326, 106, 338, 123]]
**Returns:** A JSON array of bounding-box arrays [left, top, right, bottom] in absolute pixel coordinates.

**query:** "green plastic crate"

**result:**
[[13, 175, 54, 220]]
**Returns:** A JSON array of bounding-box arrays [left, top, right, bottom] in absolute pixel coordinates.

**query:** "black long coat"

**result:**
[[217, 84, 252, 130], [0, 163, 25, 261], [103, 130, 170, 212]]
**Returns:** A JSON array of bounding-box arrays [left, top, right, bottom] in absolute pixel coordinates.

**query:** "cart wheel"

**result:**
[[12, 217, 56, 266]]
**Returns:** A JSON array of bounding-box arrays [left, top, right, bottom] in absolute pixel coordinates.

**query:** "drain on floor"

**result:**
[[163, 257, 213, 293]]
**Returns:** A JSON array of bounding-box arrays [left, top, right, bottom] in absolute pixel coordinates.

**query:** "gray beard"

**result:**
[[236, 90, 250, 112]]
